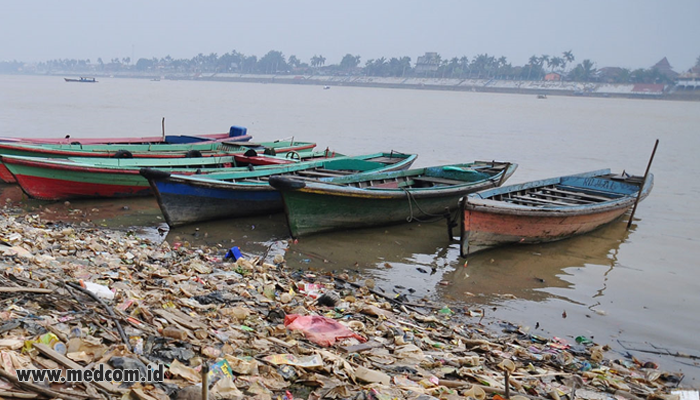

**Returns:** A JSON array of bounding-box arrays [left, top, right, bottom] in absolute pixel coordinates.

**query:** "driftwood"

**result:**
[[0, 286, 53, 294], [64, 281, 131, 351], [33, 343, 123, 394], [0, 368, 83, 400]]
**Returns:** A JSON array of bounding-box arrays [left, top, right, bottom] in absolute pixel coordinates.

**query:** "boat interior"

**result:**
[[227, 154, 411, 184]]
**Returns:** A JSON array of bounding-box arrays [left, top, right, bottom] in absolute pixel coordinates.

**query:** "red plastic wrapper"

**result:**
[[284, 314, 366, 347]]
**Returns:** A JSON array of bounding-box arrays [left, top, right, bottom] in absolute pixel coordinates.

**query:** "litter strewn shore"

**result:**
[[0, 208, 695, 399]]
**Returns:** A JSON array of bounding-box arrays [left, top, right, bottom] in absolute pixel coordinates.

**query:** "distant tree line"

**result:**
[[1, 50, 695, 84]]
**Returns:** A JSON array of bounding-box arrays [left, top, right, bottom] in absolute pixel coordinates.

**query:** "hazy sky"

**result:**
[[2, 0, 698, 71]]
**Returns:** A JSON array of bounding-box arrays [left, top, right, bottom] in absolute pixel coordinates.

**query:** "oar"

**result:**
[[161, 117, 166, 141], [627, 139, 659, 229]]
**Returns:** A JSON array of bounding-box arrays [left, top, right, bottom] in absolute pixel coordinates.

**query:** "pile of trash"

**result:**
[[0, 211, 694, 400]]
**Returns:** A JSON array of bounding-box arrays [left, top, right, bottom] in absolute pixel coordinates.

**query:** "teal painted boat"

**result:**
[[268, 161, 517, 238], [1, 148, 334, 201], [142, 152, 417, 227], [0, 139, 315, 183]]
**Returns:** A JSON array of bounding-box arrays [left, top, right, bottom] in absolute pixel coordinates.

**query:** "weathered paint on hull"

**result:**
[[0, 164, 16, 183], [14, 174, 150, 200], [152, 180, 282, 227], [460, 206, 630, 256], [283, 190, 464, 238], [7, 161, 150, 200]]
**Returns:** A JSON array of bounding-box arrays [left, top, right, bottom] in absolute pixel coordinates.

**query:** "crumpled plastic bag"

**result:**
[[284, 314, 366, 347]]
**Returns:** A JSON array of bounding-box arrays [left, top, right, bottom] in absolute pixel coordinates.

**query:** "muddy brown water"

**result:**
[[2, 75, 699, 385]]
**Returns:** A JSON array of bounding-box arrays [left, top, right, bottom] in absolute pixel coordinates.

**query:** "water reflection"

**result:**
[[4, 179, 635, 309], [439, 218, 632, 305]]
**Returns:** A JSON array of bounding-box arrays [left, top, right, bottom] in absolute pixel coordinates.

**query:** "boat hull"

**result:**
[[0, 164, 15, 183], [281, 188, 469, 238], [0, 132, 252, 145], [151, 180, 282, 227], [8, 161, 151, 200], [275, 162, 517, 238], [460, 204, 630, 255], [1, 149, 326, 200], [148, 153, 418, 227], [459, 170, 654, 255], [0, 141, 314, 184]]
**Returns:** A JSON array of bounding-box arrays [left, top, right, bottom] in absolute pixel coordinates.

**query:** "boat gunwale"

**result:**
[[156, 153, 418, 187], [463, 169, 654, 217], [283, 162, 518, 199]]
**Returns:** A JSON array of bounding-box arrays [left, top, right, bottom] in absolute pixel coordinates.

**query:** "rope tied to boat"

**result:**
[[401, 188, 451, 223]]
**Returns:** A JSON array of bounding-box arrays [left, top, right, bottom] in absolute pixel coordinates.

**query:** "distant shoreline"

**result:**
[[10, 72, 700, 101]]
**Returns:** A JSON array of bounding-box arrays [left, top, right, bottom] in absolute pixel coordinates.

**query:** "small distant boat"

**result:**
[[270, 161, 517, 238], [64, 77, 97, 83], [323, 86, 331, 90], [537, 94, 547, 99], [459, 169, 654, 255]]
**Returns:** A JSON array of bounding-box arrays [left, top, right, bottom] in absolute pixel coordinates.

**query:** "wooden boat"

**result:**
[[0, 140, 315, 183], [0, 125, 252, 145], [64, 77, 97, 83], [459, 169, 654, 256], [1, 148, 333, 200], [269, 161, 517, 238], [142, 152, 418, 227]]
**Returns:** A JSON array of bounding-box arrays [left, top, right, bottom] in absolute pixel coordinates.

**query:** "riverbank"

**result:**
[[0, 204, 697, 399], [14, 71, 700, 101]]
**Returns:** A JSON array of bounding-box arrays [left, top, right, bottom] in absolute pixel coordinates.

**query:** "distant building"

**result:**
[[652, 57, 678, 79], [632, 84, 665, 96], [415, 52, 440, 74], [544, 72, 561, 81], [676, 66, 700, 88]]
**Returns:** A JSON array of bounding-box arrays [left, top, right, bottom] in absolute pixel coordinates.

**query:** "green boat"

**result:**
[[0, 139, 315, 183], [1, 148, 334, 201], [268, 161, 517, 238]]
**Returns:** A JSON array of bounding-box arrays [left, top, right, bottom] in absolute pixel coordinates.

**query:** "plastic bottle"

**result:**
[[132, 337, 144, 355], [79, 280, 115, 301], [161, 326, 188, 340], [69, 327, 82, 339]]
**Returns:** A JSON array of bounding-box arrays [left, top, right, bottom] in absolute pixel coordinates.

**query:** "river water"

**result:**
[[2, 75, 699, 385]]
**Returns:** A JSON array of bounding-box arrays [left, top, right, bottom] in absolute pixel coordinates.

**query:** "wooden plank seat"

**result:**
[[510, 194, 576, 206], [532, 190, 596, 204], [550, 186, 621, 202]]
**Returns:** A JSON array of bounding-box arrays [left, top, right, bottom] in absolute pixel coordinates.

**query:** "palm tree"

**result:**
[[527, 55, 538, 80], [562, 50, 575, 71], [459, 56, 469, 78], [549, 56, 563, 72]]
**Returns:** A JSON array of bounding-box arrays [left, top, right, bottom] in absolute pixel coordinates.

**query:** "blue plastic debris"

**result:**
[[225, 246, 242, 261]]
